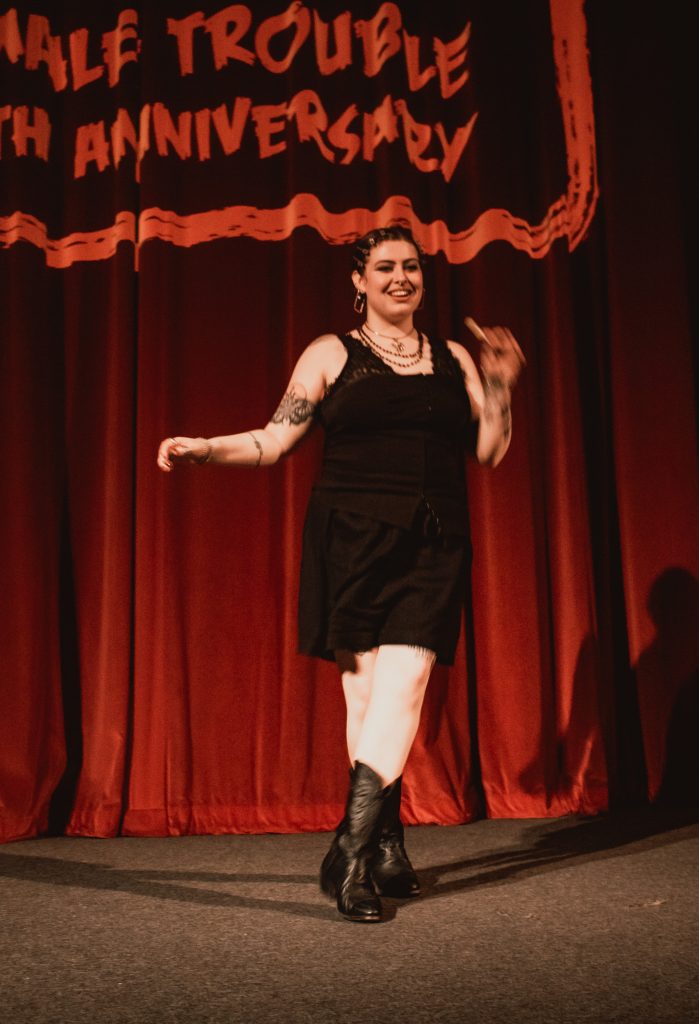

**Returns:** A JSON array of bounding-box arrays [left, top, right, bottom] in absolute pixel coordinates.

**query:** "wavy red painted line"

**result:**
[[0, 193, 576, 268], [138, 192, 574, 260], [0, 210, 137, 268]]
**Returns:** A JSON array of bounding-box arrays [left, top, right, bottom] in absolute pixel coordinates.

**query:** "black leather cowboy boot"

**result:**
[[370, 775, 421, 898], [320, 762, 385, 922]]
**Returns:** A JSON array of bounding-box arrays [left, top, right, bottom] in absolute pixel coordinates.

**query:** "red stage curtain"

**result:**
[[1, 1, 697, 842]]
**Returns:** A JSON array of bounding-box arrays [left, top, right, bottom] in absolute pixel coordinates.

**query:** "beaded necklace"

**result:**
[[358, 323, 425, 368], [363, 321, 416, 346]]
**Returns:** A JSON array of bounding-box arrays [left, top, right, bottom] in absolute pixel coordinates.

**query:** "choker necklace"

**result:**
[[363, 322, 416, 347], [358, 324, 425, 367], [360, 321, 415, 342]]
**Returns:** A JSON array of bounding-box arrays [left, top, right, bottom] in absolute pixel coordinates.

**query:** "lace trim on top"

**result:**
[[322, 333, 463, 404]]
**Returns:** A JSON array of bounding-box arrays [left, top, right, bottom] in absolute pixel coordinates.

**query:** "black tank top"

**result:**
[[312, 333, 473, 536]]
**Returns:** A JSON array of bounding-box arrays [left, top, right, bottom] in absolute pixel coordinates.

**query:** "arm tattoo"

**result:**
[[248, 431, 263, 467], [271, 383, 316, 426]]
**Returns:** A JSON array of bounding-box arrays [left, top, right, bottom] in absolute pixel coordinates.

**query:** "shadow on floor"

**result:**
[[417, 804, 698, 900], [0, 806, 696, 922]]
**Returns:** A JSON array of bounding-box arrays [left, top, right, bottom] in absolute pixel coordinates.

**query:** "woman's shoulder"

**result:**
[[303, 333, 351, 358], [445, 338, 478, 375], [297, 334, 351, 391], [294, 333, 346, 366]]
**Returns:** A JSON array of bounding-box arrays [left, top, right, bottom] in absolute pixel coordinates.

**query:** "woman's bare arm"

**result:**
[[447, 322, 525, 466], [157, 334, 346, 471]]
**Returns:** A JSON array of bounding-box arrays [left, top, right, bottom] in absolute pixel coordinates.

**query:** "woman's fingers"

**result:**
[[157, 435, 206, 470], [490, 326, 527, 366], [466, 318, 508, 357], [157, 436, 183, 471], [465, 317, 527, 379]]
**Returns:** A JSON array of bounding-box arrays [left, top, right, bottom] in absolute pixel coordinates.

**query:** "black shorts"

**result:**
[[297, 495, 471, 666]]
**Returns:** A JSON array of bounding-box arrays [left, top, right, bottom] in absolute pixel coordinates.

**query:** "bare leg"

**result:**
[[336, 648, 378, 763], [353, 644, 436, 786], [323, 645, 430, 915]]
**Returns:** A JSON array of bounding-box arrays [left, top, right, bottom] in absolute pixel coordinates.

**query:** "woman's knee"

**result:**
[[374, 644, 435, 703]]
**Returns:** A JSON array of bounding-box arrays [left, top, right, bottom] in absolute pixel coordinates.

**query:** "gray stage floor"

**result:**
[[1, 809, 697, 1024]]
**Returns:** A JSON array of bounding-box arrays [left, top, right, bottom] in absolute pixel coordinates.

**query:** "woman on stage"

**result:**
[[157, 225, 525, 922]]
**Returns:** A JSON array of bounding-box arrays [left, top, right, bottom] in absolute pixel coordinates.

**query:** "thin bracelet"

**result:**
[[248, 431, 263, 467]]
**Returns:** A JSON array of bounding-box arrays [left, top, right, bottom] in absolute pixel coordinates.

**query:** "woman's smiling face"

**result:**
[[353, 239, 423, 324]]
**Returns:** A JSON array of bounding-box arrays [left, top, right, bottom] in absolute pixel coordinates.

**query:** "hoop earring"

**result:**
[[418, 287, 426, 310], [354, 289, 366, 314]]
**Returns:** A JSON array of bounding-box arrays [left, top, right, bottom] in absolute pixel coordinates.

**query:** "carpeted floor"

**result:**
[[1, 808, 697, 1024]]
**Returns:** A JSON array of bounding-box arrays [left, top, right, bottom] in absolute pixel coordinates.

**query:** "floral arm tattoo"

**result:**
[[271, 383, 316, 426]]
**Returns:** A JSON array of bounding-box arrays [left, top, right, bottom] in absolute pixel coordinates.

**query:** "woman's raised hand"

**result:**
[[157, 435, 211, 472], [465, 317, 526, 390]]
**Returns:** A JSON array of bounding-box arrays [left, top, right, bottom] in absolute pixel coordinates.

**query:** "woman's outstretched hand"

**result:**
[[465, 317, 526, 390], [157, 435, 211, 471]]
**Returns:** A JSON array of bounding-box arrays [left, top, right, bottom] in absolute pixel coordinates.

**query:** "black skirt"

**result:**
[[297, 493, 471, 666]]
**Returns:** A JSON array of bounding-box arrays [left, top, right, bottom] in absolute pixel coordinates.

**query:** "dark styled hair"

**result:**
[[352, 224, 426, 273]]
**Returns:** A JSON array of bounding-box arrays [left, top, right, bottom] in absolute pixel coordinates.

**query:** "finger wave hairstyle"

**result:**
[[351, 224, 426, 273]]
